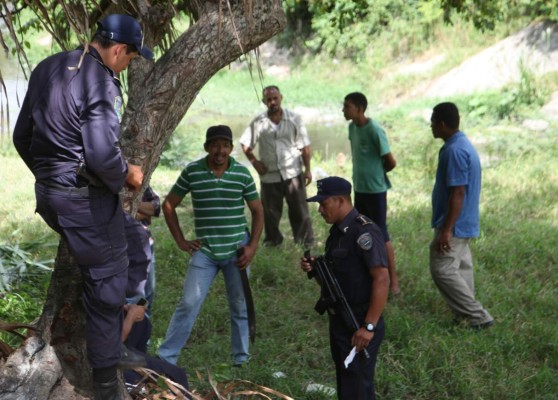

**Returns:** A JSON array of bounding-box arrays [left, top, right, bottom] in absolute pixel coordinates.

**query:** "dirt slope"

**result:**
[[420, 20, 558, 98]]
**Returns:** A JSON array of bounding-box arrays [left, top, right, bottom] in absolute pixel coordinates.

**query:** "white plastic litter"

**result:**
[[305, 383, 336, 396]]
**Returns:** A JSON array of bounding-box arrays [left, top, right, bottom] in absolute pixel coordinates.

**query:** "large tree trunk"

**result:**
[[0, 241, 91, 399], [0, 1, 286, 398]]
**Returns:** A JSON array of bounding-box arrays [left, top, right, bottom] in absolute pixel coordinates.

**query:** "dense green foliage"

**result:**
[[282, 0, 442, 57], [440, 0, 558, 29], [281, 0, 558, 57]]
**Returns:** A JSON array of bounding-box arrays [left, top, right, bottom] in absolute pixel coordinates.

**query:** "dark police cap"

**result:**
[[306, 177, 352, 202], [96, 14, 154, 60], [205, 125, 233, 145]]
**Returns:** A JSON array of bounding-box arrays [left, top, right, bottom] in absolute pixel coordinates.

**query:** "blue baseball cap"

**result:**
[[306, 177, 352, 202], [96, 14, 154, 60]]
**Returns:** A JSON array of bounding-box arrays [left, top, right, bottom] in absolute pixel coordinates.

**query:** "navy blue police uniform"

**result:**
[[124, 212, 152, 301], [325, 208, 387, 400], [139, 186, 161, 314], [13, 45, 130, 370], [124, 317, 190, 396]]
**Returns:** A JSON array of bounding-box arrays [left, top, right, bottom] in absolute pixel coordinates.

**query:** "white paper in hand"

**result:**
[[344, 346, 357, 368]]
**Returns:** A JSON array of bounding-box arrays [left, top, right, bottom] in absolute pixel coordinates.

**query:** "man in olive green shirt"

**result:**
[[343, 92, 400, 295]]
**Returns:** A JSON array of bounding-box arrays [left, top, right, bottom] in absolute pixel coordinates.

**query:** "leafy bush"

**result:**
[[464, 62, 547, 121], [496, 67, 547, 119], [0, 240, 52, 349], [280, 0, 557, 61], [0, 240, 53, 293], [305, 0, 430, 59], [159, 125, 206, 169]]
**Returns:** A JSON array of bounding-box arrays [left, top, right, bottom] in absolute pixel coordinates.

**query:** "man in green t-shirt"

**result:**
[[158, 125, 264, 367], [343, 92, 400, 296]]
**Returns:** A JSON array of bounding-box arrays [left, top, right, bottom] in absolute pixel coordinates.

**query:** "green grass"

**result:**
[[149, 132, 558, 399], [2, 16, 558, 400], [3, 120, 556, 399]]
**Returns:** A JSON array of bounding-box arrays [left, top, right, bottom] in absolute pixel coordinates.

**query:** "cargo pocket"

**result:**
[[58, 212, 111, 267]]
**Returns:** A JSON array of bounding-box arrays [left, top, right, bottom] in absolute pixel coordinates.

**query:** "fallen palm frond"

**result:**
[[0, 319, 36, 360], [206, 378, 295, 400], [128, 366, 294, 400]]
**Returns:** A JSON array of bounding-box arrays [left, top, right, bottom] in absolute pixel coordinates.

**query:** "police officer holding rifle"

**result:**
[[301, 176, 389, 400]]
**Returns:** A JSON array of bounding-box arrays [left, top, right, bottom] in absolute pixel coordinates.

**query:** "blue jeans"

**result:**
[[158, 249, 250, 365]]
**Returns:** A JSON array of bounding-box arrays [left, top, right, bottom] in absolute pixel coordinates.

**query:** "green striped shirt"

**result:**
[[170, 156, 259, 261]]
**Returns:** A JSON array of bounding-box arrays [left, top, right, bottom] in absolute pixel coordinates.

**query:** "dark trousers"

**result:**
[[35, 182, 128, 369], [124, 213, 151, 300], [260, 174, 314, 247], [354, 192, 390, 242], [329, 315, 385, 400], [124, 318, 190, 393]]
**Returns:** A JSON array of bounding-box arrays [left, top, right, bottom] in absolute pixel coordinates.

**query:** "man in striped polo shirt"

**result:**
[[158, 125, 264, 367]]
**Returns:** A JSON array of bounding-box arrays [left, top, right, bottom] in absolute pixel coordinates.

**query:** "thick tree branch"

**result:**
[[120, 0, 286, 210]]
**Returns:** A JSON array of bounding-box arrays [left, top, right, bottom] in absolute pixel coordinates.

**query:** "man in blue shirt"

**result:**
[[429, 102, 493, 329]]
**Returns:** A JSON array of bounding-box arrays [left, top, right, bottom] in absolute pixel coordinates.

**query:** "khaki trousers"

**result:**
[[429, 229, 492, 326]]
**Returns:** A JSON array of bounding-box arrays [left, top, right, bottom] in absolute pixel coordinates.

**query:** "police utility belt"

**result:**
[[39, 162, 108, 194]]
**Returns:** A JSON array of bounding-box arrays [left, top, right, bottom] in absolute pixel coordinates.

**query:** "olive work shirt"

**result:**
[[240, 108, 311, 183]]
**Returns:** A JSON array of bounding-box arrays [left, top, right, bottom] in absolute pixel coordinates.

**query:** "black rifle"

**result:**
[[305, 251, 370, 359]]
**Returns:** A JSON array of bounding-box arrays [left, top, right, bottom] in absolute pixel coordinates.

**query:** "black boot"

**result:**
[[93, 377, 121, 400], [117, 344, 146, 369]]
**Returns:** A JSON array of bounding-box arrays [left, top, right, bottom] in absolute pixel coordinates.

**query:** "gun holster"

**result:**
[[76, 162, 104, 188]]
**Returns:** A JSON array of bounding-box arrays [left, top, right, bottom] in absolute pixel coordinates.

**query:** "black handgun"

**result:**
[[136, 297, 148, 306]]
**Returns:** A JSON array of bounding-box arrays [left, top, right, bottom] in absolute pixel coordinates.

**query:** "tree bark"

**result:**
[[0, 1, 286, 398], [0, 241, 92, 399]]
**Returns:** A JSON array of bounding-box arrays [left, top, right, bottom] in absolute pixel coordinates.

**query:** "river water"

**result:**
[[2, 91, 351, 164], [186, 112, 351, 162], [1, 54, 351, 160], [0, 60, 28, 134]]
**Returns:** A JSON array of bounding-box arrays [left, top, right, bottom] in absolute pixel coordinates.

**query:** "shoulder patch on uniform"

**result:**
[[356, 215, 372, 225], [114, 96, 123, 122], [357, 233, 373, 250]]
